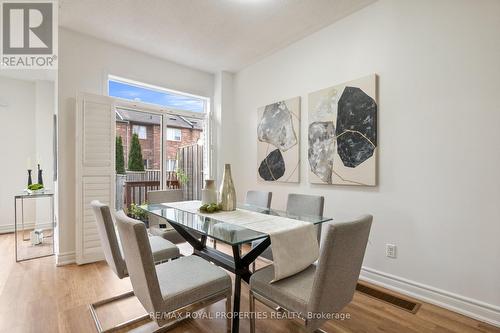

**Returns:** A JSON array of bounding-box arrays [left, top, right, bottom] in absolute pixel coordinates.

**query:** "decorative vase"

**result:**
[[27, 169, 32, 186], [201, 179, 218, 205], [37, 164, 44, 186], [219, 164, 236, 211]]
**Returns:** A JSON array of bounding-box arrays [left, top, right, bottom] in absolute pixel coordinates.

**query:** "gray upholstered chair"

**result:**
[[147, 189, 186, 244], [245, 190, 272, 208], [114, 211, 233, 332], [251, 193, 324, 271], [89, 200, 180, 333], [249, 215, 373, 333]]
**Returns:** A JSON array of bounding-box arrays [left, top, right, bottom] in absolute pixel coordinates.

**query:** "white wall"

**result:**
[[231, 0, 500, 325], [57, 28, 215, 263], [0, 77, 55, 233], [35, 81, 56, 224], [213, 71, 235, 182]]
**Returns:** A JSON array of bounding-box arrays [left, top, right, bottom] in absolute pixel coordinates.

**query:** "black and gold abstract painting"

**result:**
[[308, 75, 377, 186]]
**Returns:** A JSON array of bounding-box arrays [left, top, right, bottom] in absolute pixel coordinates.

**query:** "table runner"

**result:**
[[161, 200, 319, 282]]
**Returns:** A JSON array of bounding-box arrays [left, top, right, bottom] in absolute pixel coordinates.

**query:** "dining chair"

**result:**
[[89, 200, 181, 333], [245, 190, 273, 208], [148, 189, 186, 244], [114, 211, 233, 332], [214, 190, 272, 250], [251, 193, 324, 271], [249, 215, 373, 333]]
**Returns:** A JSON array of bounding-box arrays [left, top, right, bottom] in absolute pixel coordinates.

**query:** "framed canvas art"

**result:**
[[308, 74, 377, 186], [257, 97, 300, 183]]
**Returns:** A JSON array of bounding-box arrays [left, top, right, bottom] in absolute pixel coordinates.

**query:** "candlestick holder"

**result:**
[[37, 164, 44, 186], [27, 169, 32, 186]]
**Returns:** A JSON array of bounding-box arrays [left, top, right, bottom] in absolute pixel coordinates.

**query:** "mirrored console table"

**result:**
[[14, 191, 55, 262]]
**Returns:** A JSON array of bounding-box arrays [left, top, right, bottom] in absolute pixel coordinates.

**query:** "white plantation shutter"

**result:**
[[75, 93, 116, 264]]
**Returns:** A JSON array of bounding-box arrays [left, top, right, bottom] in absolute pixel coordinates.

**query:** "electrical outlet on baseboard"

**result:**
[[386, 244, 397, 259]]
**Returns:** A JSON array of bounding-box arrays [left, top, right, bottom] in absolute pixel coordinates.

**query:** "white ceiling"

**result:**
[[59, 0, 376, 73]]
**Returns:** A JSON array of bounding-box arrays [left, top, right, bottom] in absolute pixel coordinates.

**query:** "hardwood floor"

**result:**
[[0, 233, 498, 333]]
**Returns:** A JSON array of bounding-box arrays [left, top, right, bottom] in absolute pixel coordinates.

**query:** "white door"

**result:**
[[75, 93, 116, 264]]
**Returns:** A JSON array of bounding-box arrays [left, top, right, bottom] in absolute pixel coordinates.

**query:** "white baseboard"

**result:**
[[56, 251, 76, 266], [0, 224, 15, 234], [360, 266, 500, 328], [0, 222, 53, 234], [58, 250, 104, 266]]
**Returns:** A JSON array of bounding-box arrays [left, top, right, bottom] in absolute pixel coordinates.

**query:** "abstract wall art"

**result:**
[[257, 97, 300, 183], [308, 74, 377, 186]]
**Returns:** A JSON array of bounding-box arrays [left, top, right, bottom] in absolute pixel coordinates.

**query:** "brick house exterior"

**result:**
[[116, 109, 202, 170]]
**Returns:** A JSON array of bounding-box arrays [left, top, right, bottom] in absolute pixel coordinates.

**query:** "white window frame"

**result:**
[[107, 75, 207, 114], [132, 124, 147, 139], [166, 127, 182, 141], [166, 159, 178, 171]]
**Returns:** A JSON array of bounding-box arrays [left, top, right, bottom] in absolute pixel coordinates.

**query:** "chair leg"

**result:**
[[252, 261, 256, 272], [213, 239, 217, 249], [90, 291, 150, 333], [249, 290, 256, 333], [226, 294, 232, 333]]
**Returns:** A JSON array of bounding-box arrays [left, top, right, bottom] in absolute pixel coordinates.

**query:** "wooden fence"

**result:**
[[118, 145, 204, 209], [120, 170, 163, 209], [126, 170, 161, 182], [178, 144, 204, 200], [124, 180, 161, 208]]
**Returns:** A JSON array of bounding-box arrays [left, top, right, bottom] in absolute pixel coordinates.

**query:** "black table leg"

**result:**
[[168, 222, 205, 250], [231, 244, 247, 333], [162, 221, 272, 333], [232, 274, 242, 333]]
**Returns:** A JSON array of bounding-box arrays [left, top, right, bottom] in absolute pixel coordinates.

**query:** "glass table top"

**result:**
[[141, 202, 332, 246], [15, 190, 54, 198]]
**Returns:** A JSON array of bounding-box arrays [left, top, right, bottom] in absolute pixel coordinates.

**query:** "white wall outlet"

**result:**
[[386, 244, 397, 258]]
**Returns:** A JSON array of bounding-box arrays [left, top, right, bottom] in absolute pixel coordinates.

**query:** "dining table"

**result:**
[[140, 200, 332, 333]]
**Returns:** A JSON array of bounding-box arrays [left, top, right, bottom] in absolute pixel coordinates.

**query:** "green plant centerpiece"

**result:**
[[27, 183, 44, 193], [199, 202, 222, 213]]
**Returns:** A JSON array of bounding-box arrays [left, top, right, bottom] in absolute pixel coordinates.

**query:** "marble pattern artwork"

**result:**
[[257, 101, 297, 151], [308, 74, 377, 186], [308, 121, 336, 184], [257, 97, 300, 182]]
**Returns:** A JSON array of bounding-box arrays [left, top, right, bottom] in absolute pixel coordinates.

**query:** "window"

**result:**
[[108, 77, 206, 113], [166, 159, 177, 171], [166, 128, 182, 141], [132, 125, 147, 139], [110, 76, 211, 202]]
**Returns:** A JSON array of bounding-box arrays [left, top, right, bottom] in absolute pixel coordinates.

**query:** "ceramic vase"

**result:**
[[219, 164, 236, 211], [201, 179, 218, 205]]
